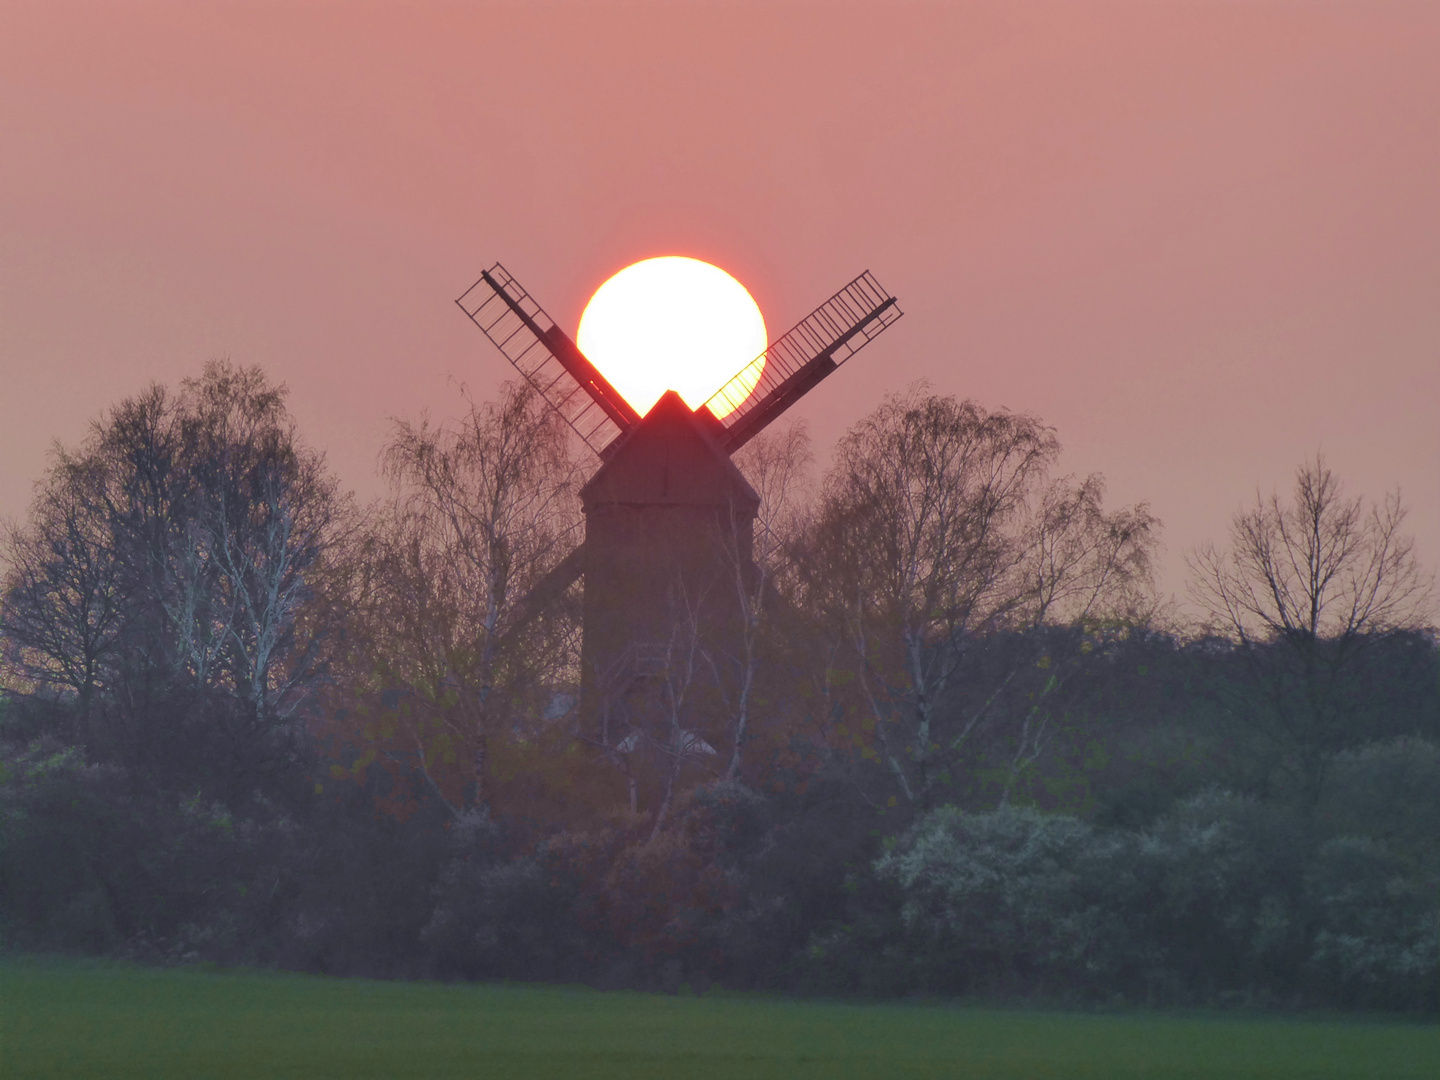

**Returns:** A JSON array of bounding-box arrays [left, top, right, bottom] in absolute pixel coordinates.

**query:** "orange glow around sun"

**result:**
[[577, 256, 767, 419]]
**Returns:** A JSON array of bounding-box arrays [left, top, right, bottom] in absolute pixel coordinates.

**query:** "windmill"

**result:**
[[457, 263, 901, 805]]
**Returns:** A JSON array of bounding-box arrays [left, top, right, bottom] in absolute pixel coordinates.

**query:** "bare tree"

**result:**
[[982, 473, 1162, 805], [1188, 455, 1435, 801], [1019, 474, 1159, 628], [734, 421, 814, 575], [1, 450, 123, 718], [708, 421, 815, 781], [352, 381, 582, 814], [798, 386, 1159, 806]]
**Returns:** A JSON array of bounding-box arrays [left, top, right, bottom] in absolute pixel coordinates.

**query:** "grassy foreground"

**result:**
[[4, 958, 1436, 1079]]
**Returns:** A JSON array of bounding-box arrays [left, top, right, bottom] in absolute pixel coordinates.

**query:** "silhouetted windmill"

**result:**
[[457, 264, 900, 801]]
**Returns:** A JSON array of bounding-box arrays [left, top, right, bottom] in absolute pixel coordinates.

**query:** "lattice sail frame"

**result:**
[[457, 265, 638, 457], [703, 270, 902, 452], [459, 263, 901, 459]]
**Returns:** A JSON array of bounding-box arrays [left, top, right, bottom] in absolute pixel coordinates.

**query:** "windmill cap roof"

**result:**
[[580, 390, 760, 511]]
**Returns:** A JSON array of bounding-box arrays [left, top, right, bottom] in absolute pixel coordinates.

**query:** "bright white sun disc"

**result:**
[[577, 256, 766, 419]]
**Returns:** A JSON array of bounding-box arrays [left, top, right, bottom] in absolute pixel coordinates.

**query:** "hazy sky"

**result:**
[[3, 1, 1436, 601]]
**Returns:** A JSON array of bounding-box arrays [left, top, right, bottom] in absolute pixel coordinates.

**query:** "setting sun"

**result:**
[[577, 256, 766, 419]]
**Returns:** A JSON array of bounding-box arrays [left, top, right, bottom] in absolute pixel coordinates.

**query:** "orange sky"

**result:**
[[3, 1, 1436, 603]]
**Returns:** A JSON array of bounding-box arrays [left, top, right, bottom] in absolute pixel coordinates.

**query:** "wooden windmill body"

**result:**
[[457, 264, 901, 804]]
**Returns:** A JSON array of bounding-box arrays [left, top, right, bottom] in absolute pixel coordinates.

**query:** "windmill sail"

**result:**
[[457, 264, 639, 457], [703, 271, 902, 452]]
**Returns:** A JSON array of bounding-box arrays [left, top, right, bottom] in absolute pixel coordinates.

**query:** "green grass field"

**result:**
[[4, 958, 1435, 1079]]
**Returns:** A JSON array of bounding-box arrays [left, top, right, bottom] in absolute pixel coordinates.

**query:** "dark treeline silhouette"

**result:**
[[2, 362, 1436, 1012]]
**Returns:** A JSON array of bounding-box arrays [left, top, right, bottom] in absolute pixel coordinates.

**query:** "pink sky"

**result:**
[[3, 1, 1436, 603]]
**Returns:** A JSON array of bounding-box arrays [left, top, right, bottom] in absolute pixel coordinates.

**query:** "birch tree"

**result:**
[[351, 382, 582, 814], [1, 361, 347, 799], [799, 387, 1158, 807]]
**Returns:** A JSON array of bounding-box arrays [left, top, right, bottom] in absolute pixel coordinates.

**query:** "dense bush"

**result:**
[[1305, 835, 1439, 1010], [5, 706, 1438, 1012], [0, 727, 457, 977], [422, 809, 600, 982], [804, 793, 1437, 1012], [1306, 737, 1440, 1010], [0, 736, 248, 957]]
